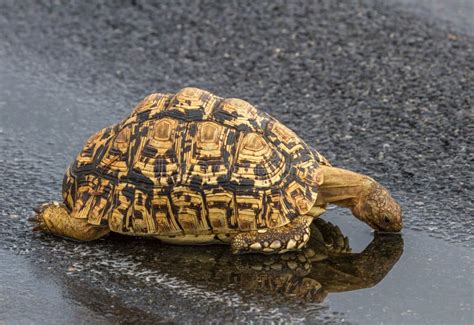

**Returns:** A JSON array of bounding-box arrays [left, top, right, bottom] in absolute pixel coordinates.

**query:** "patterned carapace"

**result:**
[[62, 87, 324, 237]]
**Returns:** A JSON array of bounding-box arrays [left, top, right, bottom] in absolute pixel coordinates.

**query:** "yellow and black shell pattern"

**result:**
[[62, 88, 326, 236]]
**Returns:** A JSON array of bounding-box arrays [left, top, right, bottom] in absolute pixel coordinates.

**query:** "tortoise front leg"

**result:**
[[31, 202, 109, 241], [231, 216, 313, 254]]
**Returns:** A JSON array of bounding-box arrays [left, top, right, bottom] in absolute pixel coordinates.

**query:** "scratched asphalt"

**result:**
[[0, 0, 472, 323]]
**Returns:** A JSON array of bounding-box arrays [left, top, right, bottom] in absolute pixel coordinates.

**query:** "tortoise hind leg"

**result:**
[[231, 216, 313, 254], [32, 202, 109, 241]]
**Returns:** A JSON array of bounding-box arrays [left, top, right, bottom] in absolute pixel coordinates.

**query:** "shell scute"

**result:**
[[62, 167, 76, 210], [266, 120, 305, 155], [212, 97, 267, 132], [131, 118, 183, 187], [204, 188, 237, 232], [231, 132, 286, 188], [181, 121, 236, 187], [170, 186, 210, 234], [73, 126, 114, 171], [165, 87, 217, 121], [72, 175, 115, 225], [235, 192, 263, 231], [131, 92, 174, 116], [95, 124, 132, 180]]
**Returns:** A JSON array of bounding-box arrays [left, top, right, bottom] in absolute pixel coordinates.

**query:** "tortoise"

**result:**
[[31, 87, 402, 254]]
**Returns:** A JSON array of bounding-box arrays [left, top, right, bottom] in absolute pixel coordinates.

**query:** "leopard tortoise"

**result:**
[[32, 87, 402, 254]]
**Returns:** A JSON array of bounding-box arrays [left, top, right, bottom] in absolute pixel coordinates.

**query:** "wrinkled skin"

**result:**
[[352, 181, 403, 232], [315, 166, 403, 233]]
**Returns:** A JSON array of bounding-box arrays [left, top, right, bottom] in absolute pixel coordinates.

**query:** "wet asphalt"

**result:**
[[0, 0, 472, 324]]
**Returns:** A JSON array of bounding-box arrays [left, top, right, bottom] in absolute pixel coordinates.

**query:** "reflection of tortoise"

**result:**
[[32, 87, 402, 254], [229, 219, 404, 302]]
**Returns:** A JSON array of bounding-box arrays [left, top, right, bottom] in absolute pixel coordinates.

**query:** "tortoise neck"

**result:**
[[315, 166, 373, 208]]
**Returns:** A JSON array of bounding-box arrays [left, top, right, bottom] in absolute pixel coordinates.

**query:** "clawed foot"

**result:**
[[29, 201, 70, 235], [29, 202, 56, 232], [29, 201, 109, 241], [311, 218, 351, 255], [231, 216, 312, 254]]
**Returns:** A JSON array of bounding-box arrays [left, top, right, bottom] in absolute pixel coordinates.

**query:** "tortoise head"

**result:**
[[351, 181, 403, 232]]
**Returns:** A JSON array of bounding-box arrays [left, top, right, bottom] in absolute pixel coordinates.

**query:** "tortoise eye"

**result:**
[[384, 216, 391, 224]]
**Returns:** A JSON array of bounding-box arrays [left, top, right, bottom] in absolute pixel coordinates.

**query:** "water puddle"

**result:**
[[0, 249, 115, 325], [1, 211, 471, 323], [323, 214, 473, 324]]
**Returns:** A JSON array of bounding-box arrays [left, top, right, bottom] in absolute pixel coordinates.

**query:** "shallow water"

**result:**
[[0, 2, 473, 323], [0, 249, 116, 325], [1, 212, 472, 323]]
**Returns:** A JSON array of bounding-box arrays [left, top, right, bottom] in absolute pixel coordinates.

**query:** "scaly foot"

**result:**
[[231, 216, 313, 254], [31, 201, 109, 241]]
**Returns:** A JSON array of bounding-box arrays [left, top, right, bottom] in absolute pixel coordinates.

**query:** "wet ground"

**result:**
[[0, 0, 472, 324]]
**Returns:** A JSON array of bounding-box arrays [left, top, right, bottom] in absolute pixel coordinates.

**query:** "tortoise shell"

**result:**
[[62, 87, 327, 236]]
